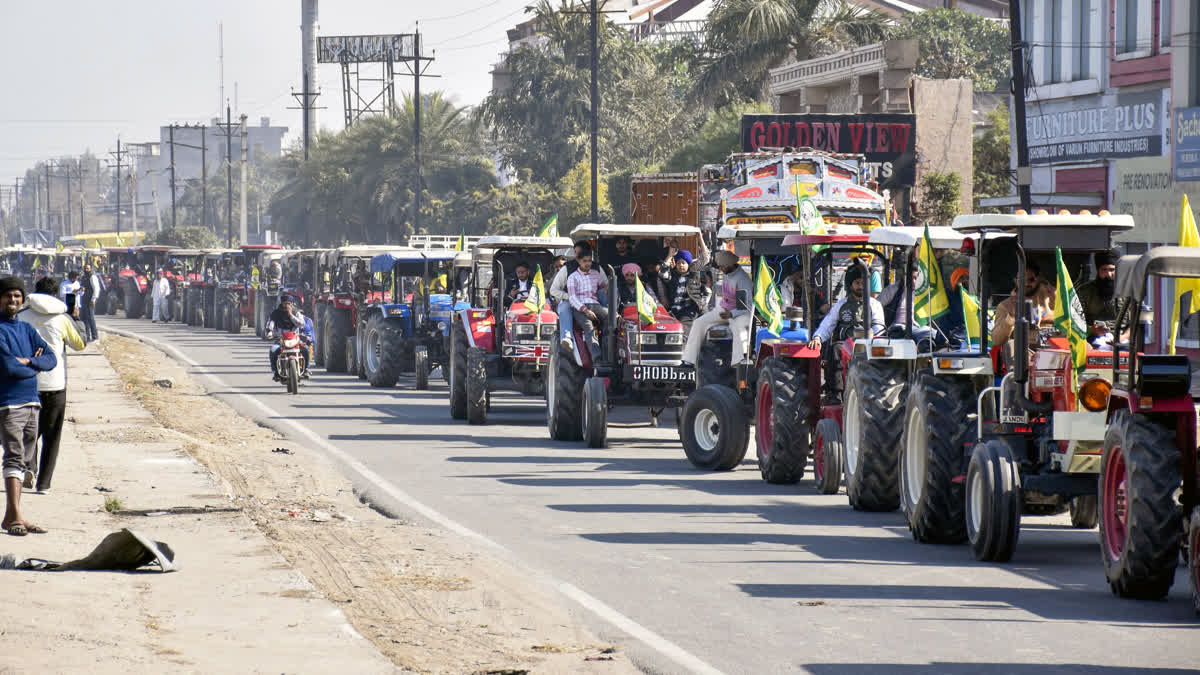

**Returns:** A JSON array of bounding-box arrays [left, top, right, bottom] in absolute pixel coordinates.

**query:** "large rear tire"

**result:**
[[965, 439, 1022, 562], [1069, 495, 1099, 529], [449, 326, 468, 420], [414, 346, 430, 391], [1099, 411, 1181, 600], [227, 303, 241, 334], [365, 314, 402, 388], [681, 385, 749, 471], [583, 377, 607, 448], [547, 341, 585, 441], [123, 281, 143, 319], [466, 346, 488, 425], [899, 374, 974, 544], [323, 311, 348, 373], [813, 418, 843, 494], [754, 357, 809, 484], [844, 360, 907, 512]]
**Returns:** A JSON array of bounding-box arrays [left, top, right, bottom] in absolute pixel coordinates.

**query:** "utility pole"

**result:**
[[224, 105, 233, 247], [169, 124, 177, 228], [33, 175, 40, 232], [239, 114, 248, 245], [63, 163, 72, 236], [414, 30, 422, 235], [44, 162, 52, 232], [202, 125, 208, 231], [1009, 0, 1032, 213], [290, 68, 321, 161], [589, 0, 598, 222], [109, 138, 126, 235]]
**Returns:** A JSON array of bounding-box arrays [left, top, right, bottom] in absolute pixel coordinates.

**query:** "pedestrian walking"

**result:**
[[0, 276, 57, 536], [79, 264, 100, 342], [151, 269, 171, 323], [58, 271, 81, 318], [21, 277, 85, 493]]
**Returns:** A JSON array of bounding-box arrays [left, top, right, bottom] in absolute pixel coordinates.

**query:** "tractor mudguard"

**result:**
[[456, 308, 496, 353]]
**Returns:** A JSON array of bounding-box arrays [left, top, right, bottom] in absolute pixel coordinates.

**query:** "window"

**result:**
[[1116, 0, 1152, 56], [1161, 0, 1173, 49], [1046, 0, 1062, 84], [1072, 0, 1092, 81]]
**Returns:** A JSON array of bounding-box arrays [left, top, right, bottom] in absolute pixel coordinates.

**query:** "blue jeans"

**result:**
[[557, 300, 574, 341]]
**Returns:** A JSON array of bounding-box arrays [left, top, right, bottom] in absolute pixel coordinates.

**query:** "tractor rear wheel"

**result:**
[[227, 304, 241, 334], [1070, 495, 1099, 529], [583, 376, 607, 448], [965, 439, 1022, 562], [466, 346, 488, 425], [172, 298, 183, 324], [124, 281, 143, 319], [449, 326, 468, 419], [754, 357, 809, 484], [1100, 411, 1181, 600], [681, 385, 748, 471], [813, 418, 843, 495], [323, 311, 348, 373], [365, 314, 402, 388], [547, 341, 584, 441], [845, 360, 907, 512], [900, 374, 974, 544], [106, 290, 118, 315], [414, 346, 430, 390], [1188, 506, 1200, 616]]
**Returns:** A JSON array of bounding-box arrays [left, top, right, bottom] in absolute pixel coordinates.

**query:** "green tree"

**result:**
[[973, 105, 1011, 212], [890, 8, 1010, 91], [917, 170, 962, 225], [696, 0, 891, 106], [143, 226, 221, 249]]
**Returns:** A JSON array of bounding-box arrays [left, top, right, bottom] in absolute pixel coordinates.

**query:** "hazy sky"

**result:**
[[0, 0, 533, 180]]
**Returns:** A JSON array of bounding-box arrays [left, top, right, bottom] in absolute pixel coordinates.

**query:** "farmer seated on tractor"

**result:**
[[504, 261, 533, 308], [780, 267, 830, 321], [992, 260, 1055, 349], [608, 236, 638, 271], [267, 295, 312, 381], [681, 250, 754, 368], [665, 250, 710, 333], [552, 241, 605, 352], [1075, 248, 1128, 349], [567, 248, 609, 361], [807, 264, 885, 400], [619, 263, 657, 309]]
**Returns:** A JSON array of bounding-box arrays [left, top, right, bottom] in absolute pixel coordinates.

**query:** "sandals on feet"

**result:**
[[6, 523, 28, 536]]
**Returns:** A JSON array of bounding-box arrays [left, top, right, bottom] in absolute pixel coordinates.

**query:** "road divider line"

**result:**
[[101, 323, 726, 675]]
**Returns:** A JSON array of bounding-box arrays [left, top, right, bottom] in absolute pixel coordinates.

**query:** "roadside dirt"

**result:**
[[100, 335, 636, 674]]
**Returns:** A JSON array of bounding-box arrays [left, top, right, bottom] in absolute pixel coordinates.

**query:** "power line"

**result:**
[[436, 6, 529, 45]]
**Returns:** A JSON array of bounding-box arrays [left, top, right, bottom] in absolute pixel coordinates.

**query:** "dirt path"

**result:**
[[101, 335, 636, 674]]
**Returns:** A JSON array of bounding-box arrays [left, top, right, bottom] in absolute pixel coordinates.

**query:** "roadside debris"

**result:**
[[0, 528, 176, 572], [152, 378, 173, 388], [272, 447, 293, 455]]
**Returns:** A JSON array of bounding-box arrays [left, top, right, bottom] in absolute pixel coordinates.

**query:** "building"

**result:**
[[766, 39, 976, 222]]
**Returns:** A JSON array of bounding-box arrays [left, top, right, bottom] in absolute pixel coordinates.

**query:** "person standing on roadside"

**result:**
[[21, 277, 84, 493], [151, 269, 171, 323], [0, 277, 56, 536], [58, 271, 81, 318], [79, 265, 100, 343]]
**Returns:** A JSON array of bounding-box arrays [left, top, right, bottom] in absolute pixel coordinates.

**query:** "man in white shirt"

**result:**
[[151, 269, 172, 323], [681, 250, 754, 367], [58, 272, 81, 318]]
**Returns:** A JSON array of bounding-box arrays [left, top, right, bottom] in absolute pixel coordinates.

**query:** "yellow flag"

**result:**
[[913, 224, 950, 325], [1168, 194, 1200, 354], [454, 231, 465, 251], [55, 240, 64, 252], [961, 286, 982, 349], [524, 265, 546, 313], [1053, 247, 1088, 378], [537, 214, 558, 238], [634, 274, 656, 325]]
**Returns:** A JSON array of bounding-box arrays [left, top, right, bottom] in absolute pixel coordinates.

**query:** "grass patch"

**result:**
[[103, 496, 124, 513]]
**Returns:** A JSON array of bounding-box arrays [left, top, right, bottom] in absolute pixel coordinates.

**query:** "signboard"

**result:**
[[1026, 90, 1165, 165], [1174, 106, 1200, 181], [1112, 156, 1200, 244], [740, 114, 916, 189], [318, 34, 416, 63]]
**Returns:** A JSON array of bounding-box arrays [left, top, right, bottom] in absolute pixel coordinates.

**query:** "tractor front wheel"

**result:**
[[754, 357, 809, 484], [813, 418, 843, 495], [1188, 506, 1200, 616], [414, 346, 430, 391], [680, 385, 748, 471], [583, 376, 607, 448], [466, 346, 488, 425], [965, 440, 1022, 562], [844, 360, 906, 512], [1099, 411, 1181, 600], [449, 326, 468, 419], [365, 314, 402, 388], [1070, 495, 1099, 529], [900, 374, 974, 544]]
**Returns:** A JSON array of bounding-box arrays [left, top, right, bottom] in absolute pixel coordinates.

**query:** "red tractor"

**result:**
[[166, 248, 205, 323], [314, 245, 398, 373], [1101, 247, 1200, 613], [548, 225, 701, 447], [449, 236, 572, 425]]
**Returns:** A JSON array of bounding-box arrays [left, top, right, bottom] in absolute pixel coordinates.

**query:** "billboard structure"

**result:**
[[317, 34, 424, 127]]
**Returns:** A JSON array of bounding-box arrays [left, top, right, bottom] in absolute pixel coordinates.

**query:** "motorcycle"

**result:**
[[270, 316, 314, 395]]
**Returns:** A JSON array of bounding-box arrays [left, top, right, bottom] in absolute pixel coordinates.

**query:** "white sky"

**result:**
[[0, 0, 533, 181]]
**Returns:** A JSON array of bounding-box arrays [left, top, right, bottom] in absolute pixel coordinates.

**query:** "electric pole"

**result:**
[[239, 114, 248, 245], [169, 124, 177, 228], [44, 162, 52, 232], [1009, 0, 1032, 213], [224, 105, 233, 247], [589, 0, 598, 223], [404, 28, 436, 238], [290, 67, 321, 161], [108, 139, 128, 235]]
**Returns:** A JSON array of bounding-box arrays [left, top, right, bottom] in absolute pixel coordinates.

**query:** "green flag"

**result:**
[[753, 256, 783, 335], [454, 231, 465, 251], [796, 194, 827, 235], [1053, 247, 1088, 379], [537, 214, 558, 238], [913, 223, 950, 326], [961, 286, 982, 349], [524, 265, 546, 313], [635, 274, 657, 325]]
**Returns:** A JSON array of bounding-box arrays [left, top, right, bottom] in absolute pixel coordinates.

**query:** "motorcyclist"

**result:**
[[267, 295, 310, 381]]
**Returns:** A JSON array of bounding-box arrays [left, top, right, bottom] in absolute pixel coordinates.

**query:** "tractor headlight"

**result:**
[[437, 321, 447, 331], [1078, 377, 1112, 412], [665, 334, 684, 345], [515, 324, 536, 337], [540, 325, 556, 339], [638, 333, 658, 345]]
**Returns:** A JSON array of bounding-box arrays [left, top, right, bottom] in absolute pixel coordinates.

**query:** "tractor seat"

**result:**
[[755, 325, 810, 350]]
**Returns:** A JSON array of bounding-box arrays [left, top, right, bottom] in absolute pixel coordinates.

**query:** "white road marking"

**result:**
[[104, 324, 725, 675]]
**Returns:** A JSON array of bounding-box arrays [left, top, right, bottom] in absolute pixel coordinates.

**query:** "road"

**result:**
[[100, 316, 1200, 675]]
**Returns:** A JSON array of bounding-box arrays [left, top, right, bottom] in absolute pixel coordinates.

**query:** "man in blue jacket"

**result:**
[[0, 277, 56, 536]]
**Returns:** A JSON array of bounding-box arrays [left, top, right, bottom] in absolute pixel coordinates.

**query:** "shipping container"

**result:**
[[630, 173, 698, 226]]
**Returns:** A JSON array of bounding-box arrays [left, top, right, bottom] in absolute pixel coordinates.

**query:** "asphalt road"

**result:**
[[100, 315, 1200, 675]]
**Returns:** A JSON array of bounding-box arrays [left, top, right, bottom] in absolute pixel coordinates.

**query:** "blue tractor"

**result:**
[[360, 250, 466, 389]]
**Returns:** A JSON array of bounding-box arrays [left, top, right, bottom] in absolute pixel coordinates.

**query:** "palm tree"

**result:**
[[696, 0, 892, 106]]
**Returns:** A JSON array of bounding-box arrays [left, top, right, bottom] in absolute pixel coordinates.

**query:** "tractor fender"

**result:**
[[455, 308, 496, 352]]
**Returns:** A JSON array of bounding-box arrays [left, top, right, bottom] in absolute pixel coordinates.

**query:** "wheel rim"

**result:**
[[365, 327, 381, 373], [1103, 443, 1129, 562], [844, 387, 860, 476], [904, 406, 927, 507], [1190, 517, 1200, 598], [755, 380, 773, 459], [547, 352, 557, 411], [693, 408, 720, 452], [814, 429, 825, 481], [968, 465, 984, 535]]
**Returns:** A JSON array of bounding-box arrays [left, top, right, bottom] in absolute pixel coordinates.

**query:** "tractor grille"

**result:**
[[625, 326, 685, 365]]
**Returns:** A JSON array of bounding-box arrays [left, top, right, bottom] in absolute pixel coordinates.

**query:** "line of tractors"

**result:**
[[91, 213, 1200, 618]]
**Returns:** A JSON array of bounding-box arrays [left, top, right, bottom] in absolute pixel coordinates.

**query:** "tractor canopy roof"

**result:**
[[332, 244, 406, 261], [568, 223, 700, 240], [239, 244, 282, 251], [1116, 248, 1200, 303], [866, 225, 969, 249], [731, 222, 863, 242], [951, 212, 1133, 251], [166, 248, 205, 257], [454, 251, 473, 268], [475, 235, 573, 250], [369, 250, 434, 275]]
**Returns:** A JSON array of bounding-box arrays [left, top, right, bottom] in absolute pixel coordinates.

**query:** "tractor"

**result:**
[[279, 248, 325, 319], [231, 244, 281, 336], [315, 245, 398, 373], [255, 249, 287, 339], [547, 224, 701, 447], [449, 235, 572, 424], [165, 248, 206, 324], [679, 222, 884, 483], [1100, 247, 1200, 612], [900, 212, 1134, 561], [360, 250, 464, 389]]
